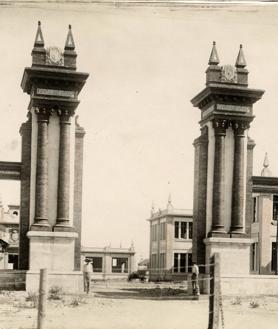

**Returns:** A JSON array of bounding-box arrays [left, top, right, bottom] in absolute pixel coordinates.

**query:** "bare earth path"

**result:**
[[0, 281, 277, 329]]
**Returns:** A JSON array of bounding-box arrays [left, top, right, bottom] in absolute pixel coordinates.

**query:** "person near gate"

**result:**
[[83, 258, 93, 294], [191, 262, 200, 296]]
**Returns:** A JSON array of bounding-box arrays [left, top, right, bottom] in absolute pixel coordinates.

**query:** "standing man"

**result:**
[[83, 258, 93, 294], [191, 262, 200, 296]]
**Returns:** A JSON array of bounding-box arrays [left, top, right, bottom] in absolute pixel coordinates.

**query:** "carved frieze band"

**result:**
[[34, 107, 75, 122], [213, 119, 250, 136]]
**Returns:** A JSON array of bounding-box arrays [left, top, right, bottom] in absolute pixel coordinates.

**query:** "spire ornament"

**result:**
[[235, 44, 247, 68], [65, 24, 75, 51], [34, 21, 44, 48], [261, 152, 272, 177], [208, 41, 220, 65]]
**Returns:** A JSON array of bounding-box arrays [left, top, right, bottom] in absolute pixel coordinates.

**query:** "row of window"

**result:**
[[85, 256, 128, 273], [150, 252, 192, 273], [151, 221, 193, 242], [174, 221, 193, 240], [150, 222, 166, 241]]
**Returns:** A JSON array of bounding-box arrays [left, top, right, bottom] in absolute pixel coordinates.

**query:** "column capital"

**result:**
[[213, 119, 228, 136], [57, 109, 75, 124], [232, 121, 250, 136], [34, 107, 51, 123]]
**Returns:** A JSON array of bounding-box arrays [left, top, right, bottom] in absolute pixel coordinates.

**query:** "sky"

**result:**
[[1, 2, 278, 261]]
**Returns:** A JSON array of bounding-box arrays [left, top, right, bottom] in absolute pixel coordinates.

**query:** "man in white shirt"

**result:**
[[191, 262, 200, 296], [83, 258, 93, 294]]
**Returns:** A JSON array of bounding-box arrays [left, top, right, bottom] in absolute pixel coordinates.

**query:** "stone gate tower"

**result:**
[[191, 43, 264, 275], [19, 22, 88, 289]]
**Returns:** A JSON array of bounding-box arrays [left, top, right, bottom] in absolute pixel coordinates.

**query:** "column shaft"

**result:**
[[32, 108, 50, 230], [231, 122, 248, 235], [55, 110, 72, 230], [211, 120, 227, 235]]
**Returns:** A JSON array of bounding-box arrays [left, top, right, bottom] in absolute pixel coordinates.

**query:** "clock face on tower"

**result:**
[[46, 47, 64, 66]]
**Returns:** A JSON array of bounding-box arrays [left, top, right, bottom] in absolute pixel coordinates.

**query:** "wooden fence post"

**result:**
[[37, 268, 48, 329], [208, 253, 220, 329]]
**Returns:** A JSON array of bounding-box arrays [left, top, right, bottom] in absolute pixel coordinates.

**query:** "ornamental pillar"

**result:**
[[54, 110, 72, 230], [230, 121, 249, 235], [32, 108, 50, 230], [210, 119, 228, 235]]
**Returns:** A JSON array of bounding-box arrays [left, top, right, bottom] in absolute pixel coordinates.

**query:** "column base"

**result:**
[[30, 222, 51, 231], [53, 220, 76, 232], [208, 230, 228, 238], [229, 226, 246, 238]]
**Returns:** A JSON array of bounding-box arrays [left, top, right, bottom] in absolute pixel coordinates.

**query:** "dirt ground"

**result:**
[[0, 281, 278, 329]]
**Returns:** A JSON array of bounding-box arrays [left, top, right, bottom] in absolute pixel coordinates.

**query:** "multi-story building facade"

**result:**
[[250, 155, 278, 274], [148, 197, 193, 281], [0, 203, 20, 269], [81, 244, 136, 280]]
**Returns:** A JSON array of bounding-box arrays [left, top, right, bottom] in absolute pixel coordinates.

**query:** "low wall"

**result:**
[[26, 271, 83, 294], [92, 272, 129, 281], [0, 270, 26, 290], [221, 275, 278, 296]]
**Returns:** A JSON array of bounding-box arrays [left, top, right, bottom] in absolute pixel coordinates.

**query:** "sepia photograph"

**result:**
[[0, 0, 278, 328]]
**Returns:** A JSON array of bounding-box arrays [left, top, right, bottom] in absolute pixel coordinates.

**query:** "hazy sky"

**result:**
[[0, 2, 278, 260]]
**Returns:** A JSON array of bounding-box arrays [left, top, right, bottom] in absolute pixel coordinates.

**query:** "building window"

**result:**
[[273, 195, 278, 221], [92, 257, 103, 273], [151, 254, 157, 273], [112, 257, 128, 273], [160, 253, 165, 270], [174, 221, 193, 240], [173, 252, 192, 273], [174, 253, 178, 273], [271, 242, 277, 272], [252, 197, 257, 223], [180, 253, 186, 272], [160, 222, 166, 240], [181, 222, 187, 239], [250, 243, 258, 273], [174, 222, 179, 238], [151, 224, 158, 241], [188, 222, 193, 239]]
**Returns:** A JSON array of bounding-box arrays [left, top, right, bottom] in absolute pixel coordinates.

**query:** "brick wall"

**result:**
[[19, 116, 32, 270], [192, 127, 208, 270], [73, 122, 85, 270]]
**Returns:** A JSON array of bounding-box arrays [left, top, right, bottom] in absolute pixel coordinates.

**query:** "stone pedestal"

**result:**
[[26, 271, 83, 293], [204, 238, 252, 276], [26, 231, 82, 293], [27, 231, 77, 271]]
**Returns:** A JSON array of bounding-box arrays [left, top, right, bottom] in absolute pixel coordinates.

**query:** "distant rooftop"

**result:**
[[149, 207, 193, 220]]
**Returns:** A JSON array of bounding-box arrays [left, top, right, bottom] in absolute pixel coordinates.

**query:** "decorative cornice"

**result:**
[[191, 84, 264, 109]]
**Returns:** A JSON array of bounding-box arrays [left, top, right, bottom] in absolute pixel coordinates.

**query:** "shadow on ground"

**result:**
[[94, 287, 200, 301]]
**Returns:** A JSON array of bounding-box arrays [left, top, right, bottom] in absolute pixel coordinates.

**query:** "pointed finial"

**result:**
[[168, 193, 172, 205], [130, 240, 135, 250], [34, 20, 44, 47], [208, 41, 219, 65], [151, 201, 155, 217], [167, 193, 173, 211], [65, 24, 75, 50], [261, 152, 272, 177], [235, 44, 247, 68]]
